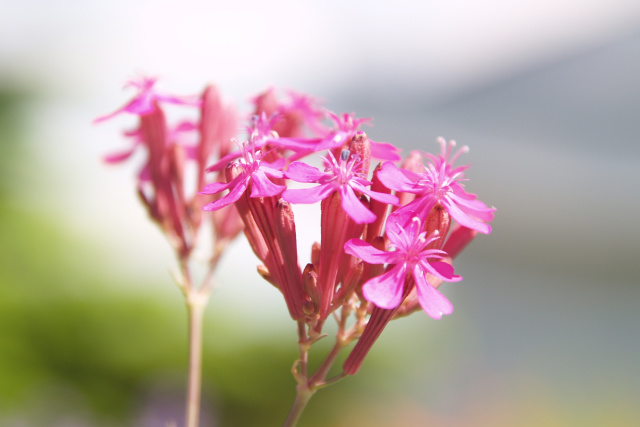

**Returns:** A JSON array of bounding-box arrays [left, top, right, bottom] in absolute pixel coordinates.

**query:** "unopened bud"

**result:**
[[302, 263, 321, 310], [443, 225, 478, 259], [349, 131, 371, 174], [303, 298, 316, 316], [169, 143, 186, 193], [311, 242, 321, 266], [335, 259, 363, 305], [225, 162, 243, 183], [365, 163, 392, 242], [425, 204, 451, 249]]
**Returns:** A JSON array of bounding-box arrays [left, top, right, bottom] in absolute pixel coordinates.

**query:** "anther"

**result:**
[[341, 149, 350, 161]]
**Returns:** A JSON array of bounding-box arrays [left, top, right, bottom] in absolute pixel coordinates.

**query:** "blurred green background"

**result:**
[[1, 1, 640, 426]]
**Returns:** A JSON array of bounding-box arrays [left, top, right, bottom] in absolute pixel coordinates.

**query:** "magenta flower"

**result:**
[[201, 142, 286, 211], [377, 140, 495, 234], [205, 112, 320, 173], [93, 76, 200, 123], [252, 88, 327, 138], [344, 214, 461, 319], [287, 112, 402, 162], [282, 150, 399, 224]]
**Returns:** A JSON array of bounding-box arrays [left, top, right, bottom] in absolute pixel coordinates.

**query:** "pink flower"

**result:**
[[377, 139, 495, 234], [252, 88, 327, 138], [200, 142, 286, 211], [344, 214, 461, 319], [287, 112, 402, 162], [282, 150, 399, 224], [205, 112, 311, 172], [93, 76, 200, 123]]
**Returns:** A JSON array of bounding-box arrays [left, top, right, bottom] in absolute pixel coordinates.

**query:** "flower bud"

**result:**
[[348, 131, 371, 174], [311, 242, 321, 267], [365, 163, 392, 242], [425, 204, 451, 250], [443, 224, 478, 259], [302, 263, 321, 311]]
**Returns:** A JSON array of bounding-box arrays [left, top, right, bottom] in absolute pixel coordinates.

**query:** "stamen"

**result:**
[[436, 137, 447, 157], [446, 140, 457, 160], [449, 145, 469, 165], [341, 149, 350, 161]]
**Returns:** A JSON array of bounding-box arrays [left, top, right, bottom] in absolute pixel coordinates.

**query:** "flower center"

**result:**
[[324, 150, 362, 185]]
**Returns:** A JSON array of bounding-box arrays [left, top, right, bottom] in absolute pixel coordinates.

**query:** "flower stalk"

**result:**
[[185, 289, 208, 427]]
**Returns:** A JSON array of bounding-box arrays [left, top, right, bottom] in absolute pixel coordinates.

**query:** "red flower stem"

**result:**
[[308, 305, 351, 385], [297, 320, 309, 379], [308, 339, 346, 386], [285, 310, 354, 426]]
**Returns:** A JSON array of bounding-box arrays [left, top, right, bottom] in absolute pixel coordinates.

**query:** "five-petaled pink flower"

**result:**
[[344, 213, 461, 319], [377, 139, 495, 234], [288, 112, 402, 162], [205, 112, 322, 173], [93, 76, 200, 123], [200, 142, 286, 211], [282, 150, 399, 224]]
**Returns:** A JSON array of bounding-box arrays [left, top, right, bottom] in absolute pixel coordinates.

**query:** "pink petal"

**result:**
[[93, 97, 148, 122], [397, 195, 438, 223], [249, 170, 286, 198], [262, 157, 287, 171], [413, 265, 454, 320], [202, 179, 248, 211], [156, 94, 201, 107], [450, 182, 476, 199], [442, 196, 492, 234], [205, 150, 243, 172], [344, 238, 401, 265], [276, 137, 323, 151], [387, 196, 436, 236], [370, 140, 402, 162], [376, 162, 420, 193], [314, 131, 349, 151], [356, 184, 400, 206], [200, 178, 236, 195], [281, 183, 335, 204], [385, 210, 416, 242], [340, 185, 376, 224], [448, 192, 495, 222], [122, 94, 155, 115], [263, 168, 285, 179], [362, 264, 408, 309], [103, 147, 137, 163], [420, 260, 462, 283], [285, 161, 327, 183]]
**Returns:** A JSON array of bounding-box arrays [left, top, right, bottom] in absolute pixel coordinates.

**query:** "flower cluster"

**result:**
[[98, 75, 495, 393], [196, 88, 495, 373], [95, 77, 242, 260]]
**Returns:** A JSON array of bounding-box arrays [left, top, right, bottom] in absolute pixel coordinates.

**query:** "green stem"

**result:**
[[283, 385, 315, 427], [185, 291, 208, 427]]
